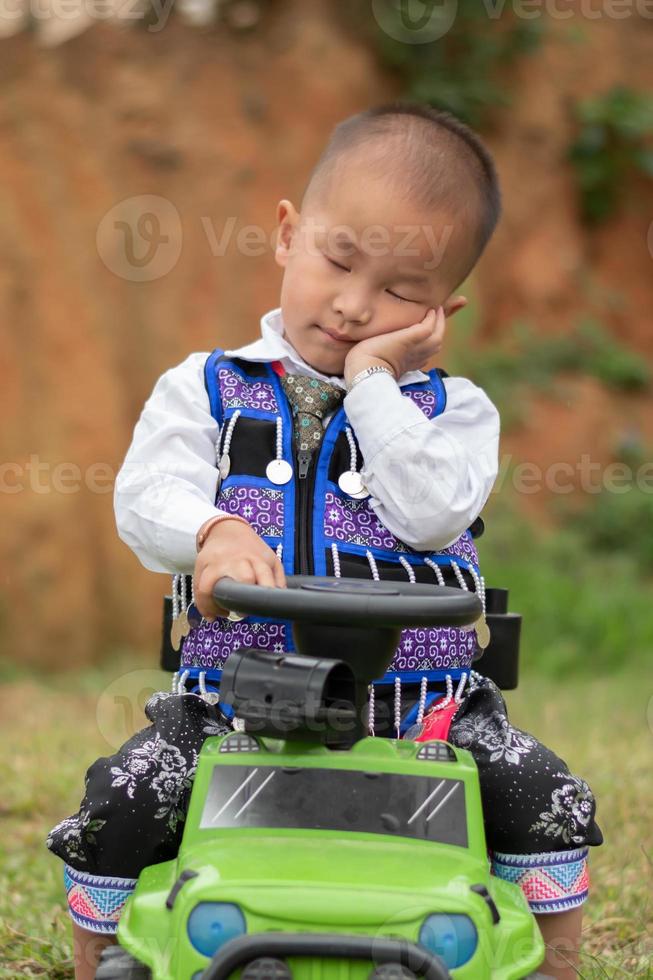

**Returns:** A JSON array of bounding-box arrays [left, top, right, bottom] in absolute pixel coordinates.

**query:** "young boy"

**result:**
[[47, 103, 602, 980]]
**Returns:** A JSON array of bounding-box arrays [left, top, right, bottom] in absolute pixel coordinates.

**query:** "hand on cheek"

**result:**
[[343, 307, 446, 385]]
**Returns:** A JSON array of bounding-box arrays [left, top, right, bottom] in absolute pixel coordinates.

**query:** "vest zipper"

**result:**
[[295, 448, 314, 575]]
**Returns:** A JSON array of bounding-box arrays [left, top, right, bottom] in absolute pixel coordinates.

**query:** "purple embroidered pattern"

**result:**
[[404, 388, 437, 418], [218, 368, 279, 413], [219, 485, 284, 538], [440, 530, 479, 567], [181, 620, 475, 673], [389, 626, 477, 672], [201, 358, 481, 676], [324, 491, 409, 553], [181, 620, 288, 671]]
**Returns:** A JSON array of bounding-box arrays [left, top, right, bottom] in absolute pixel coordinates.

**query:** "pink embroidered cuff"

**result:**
[[64, 864, 137, 934], [490, 846, 590, 914]]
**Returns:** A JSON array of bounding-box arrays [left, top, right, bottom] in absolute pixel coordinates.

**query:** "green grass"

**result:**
[[0, 655, 651, 978]]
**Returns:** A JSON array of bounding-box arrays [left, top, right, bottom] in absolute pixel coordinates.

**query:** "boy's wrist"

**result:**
[[346, 364, 397, 394], [344, 355, 396, 388], [196, 513, 250, 552]]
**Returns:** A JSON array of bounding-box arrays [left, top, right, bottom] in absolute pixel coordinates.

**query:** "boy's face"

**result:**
[[274, 168, 469, 376]]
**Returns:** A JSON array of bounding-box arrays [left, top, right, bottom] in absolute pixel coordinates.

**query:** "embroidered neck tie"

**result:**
[[280, 374, 344, 452]]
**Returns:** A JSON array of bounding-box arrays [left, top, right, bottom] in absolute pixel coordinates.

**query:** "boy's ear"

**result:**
[[442, 295, 468, 318], [275, 199, 300, 269]]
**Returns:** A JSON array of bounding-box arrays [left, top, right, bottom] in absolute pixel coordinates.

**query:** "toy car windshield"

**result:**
[[200, 765, 468, 847]]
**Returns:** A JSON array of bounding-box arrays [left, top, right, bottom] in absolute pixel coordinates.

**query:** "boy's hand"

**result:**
[[194, 518, 286, 621], [344, 306, 445, 386]]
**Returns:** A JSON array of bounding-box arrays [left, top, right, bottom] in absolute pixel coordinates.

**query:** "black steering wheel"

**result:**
[[213, 574, 481, 629]]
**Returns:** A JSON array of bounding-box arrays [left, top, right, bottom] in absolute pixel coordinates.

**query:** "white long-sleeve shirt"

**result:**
[[114, 308, 500, 574]]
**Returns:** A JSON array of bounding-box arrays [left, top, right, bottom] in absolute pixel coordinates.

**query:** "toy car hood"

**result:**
[[177, 834, 491, 926]]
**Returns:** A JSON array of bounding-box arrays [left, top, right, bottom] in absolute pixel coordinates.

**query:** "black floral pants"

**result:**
[[47, 673, 603, 934]]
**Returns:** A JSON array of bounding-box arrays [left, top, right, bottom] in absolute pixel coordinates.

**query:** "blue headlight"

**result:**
[[418, 913, 478, 969], [187, 902, 246, 958]]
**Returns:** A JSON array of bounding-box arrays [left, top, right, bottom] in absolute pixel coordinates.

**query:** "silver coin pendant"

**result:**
[[266, 459, 293, 485], [338, 470, 369, 499]]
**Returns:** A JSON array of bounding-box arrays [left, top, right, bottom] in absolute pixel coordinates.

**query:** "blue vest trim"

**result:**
[[263, 362, 298, 575], [204, 349, 226, 427], [399, 692, 442, 735], [261, 534, 283, 548], [394, 369, 447, 416], [428, 367, 448, 415], [312, 405, 348, 576], [373, 668, 469, 685]]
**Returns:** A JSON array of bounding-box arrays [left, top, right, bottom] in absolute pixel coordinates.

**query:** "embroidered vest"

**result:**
[[180, 352, 483, 687]]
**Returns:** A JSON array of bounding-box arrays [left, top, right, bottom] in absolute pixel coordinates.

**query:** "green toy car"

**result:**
[[96, 577, 546, 980]]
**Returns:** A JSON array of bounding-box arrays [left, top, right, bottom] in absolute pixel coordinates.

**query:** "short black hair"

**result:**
[[302, 101, 502, 288]]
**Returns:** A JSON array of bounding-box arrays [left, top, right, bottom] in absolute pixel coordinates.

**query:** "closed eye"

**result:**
[[387, 289, 416, 303], [327, 257, 350, 272]]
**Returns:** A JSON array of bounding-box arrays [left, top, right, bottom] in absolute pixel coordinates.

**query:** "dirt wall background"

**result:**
[[1, 0, 651, 668]]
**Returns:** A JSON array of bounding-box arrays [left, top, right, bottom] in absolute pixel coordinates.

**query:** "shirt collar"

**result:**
[[225, 307, 430, 389]]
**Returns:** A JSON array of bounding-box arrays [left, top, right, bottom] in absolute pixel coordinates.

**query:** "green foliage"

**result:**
[[567, 484, 653, 572], [445, 305, 650, 429], [556, 439, 653, 574], [447, 290, 653, 676], [481, 494, 653, 678], [337, 1, 544, 126], [568, 85, 653, 223]]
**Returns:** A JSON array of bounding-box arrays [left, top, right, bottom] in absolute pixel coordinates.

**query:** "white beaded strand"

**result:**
[[398, 556, 416, 584], [266, 416, 293, 484], [222, 409, 241, 458], [178, 669, 190, 695], [467, 566, 486, 612], [454, 671, 469, 703], [345, 426, 358, 473], [198, 671, 207, 697], [450, 559, 476, 631], [450, 559, 468, 591], [416, 675, 428, 725], [171, 574, 180, 618], [424, 557, 446, 587], [275, 543, 283, 562], [431, 673, 454, 712], [368, 683, 376, 737], [331, 543, 342, 578], [394, 676, 402, 738], [171, 671, 179, 694], [274, 416, 283, 463], [366, 550, 380, 581], [180, 574, 188, 611], [468, 669, 483, 692]]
